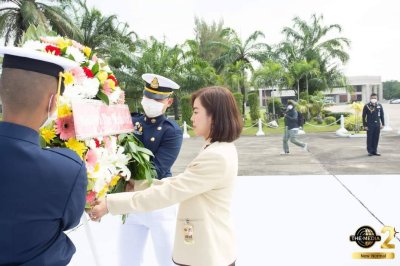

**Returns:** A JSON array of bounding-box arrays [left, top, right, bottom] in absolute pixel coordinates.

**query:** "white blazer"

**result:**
[[107, 141, 238, 266]]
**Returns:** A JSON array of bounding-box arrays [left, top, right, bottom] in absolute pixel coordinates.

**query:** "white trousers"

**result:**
[[118, 205, 177, 266]]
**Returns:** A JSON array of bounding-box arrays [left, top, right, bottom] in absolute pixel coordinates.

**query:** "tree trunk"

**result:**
[[306, 76, 309, 96], [297, 80, 300, 101]]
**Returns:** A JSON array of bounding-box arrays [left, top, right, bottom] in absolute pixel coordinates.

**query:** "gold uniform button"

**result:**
[[151, 118, 156, 123], [150, 137, 155, 142], [157, 126, 162, 131]]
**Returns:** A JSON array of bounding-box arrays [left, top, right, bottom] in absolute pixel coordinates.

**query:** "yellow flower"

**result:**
[[57, 104, 72, 118], [57, 38, 71, 50], [65, 138, 87, 159], [107, 79, 116, 90], [94, 163, 100, 173], [83, 46, 92, 58], [97, 71, 108, 83], [63, 72, 74, 86], [40, 127, 56, 144], [352, 102, 364, 114], [97, 185, 109, 198], [109, 175, 121, 187]]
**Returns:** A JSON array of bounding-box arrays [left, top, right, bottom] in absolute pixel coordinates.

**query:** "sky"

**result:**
[[86, 0, 400, 81]]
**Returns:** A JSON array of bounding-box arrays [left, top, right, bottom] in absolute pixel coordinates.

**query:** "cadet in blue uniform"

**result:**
[[0, 47, 87, 265], [119, 74, 183, 266], [362, 92, 385, 156]]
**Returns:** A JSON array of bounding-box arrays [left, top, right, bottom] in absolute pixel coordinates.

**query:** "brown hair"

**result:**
[[191, 86, 243, 143]]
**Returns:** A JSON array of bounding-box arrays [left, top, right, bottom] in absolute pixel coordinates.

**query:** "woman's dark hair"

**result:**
[[191, 86, 243, 142]]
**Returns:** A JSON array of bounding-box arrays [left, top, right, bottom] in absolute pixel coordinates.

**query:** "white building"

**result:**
[[258, 75, 383, 106]]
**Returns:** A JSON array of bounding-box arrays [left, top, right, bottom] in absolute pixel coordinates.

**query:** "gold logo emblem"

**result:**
[[350, 225, 397, 260], [150, 77, 159, 89]]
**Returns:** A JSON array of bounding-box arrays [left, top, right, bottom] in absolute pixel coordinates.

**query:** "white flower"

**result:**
[[63, 85, 85, 100], [108, 87, 122, 104], [66, 46, 86, 63], [82, 78, 100, 98], [22, 40, 46, 51], [102, 65, 112, 73]]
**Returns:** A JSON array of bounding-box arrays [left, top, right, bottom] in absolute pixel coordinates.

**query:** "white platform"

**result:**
[[68, 175, 400, 266]]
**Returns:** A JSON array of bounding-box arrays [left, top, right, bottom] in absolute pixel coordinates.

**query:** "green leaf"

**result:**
[[92, 63, 100, 74], [39, 136, 47, 148], [129, 142, 141, 153], [97, 91, 110, 105], [136, 146, 154, 157]]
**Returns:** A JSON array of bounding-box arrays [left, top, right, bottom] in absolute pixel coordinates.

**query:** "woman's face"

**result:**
[[191, 98, 212, 139]]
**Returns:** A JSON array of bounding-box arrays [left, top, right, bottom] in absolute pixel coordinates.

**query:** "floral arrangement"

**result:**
[[22, 35, 155, 206]]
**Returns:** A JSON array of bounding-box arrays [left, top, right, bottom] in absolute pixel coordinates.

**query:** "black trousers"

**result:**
[[366, 125, 380, 154]]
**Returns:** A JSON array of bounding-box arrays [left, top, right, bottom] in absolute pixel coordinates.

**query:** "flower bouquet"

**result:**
[[21, 29, 156, 208]]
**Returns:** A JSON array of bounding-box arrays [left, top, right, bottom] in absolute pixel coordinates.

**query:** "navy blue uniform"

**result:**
[[362, 102, 385, 154], [0, 122, 87, 266], [132, 114, 183, 179]]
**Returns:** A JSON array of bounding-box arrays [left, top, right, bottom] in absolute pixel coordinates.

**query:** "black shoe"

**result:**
[[368, 153, 374, 156], [373, 153, 381, 156]]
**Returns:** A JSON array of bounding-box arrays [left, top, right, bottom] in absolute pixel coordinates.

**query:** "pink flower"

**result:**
[[55, 115, 76, 140], [92, 54, 98, 63], [86, 191, 96, 204], [85, 149, 98, 171], [72, 40, 84, 50], [70, 67, 86, 84], [103, 136, 113, 153], [40, 37, 57, 45], [102, 80, 112, 95]]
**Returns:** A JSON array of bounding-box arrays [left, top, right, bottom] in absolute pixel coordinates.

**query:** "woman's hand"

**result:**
[[89, 197, 109, 222]]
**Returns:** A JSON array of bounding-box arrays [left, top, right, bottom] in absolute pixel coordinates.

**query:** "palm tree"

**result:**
[[67, 0, 136, 51], [287, 59, 319, 100], [193, 17, 229, 70], [279, 14, 350, 93], [213, 28, 270, 115], [252, 60, 288, 89], [0, 0, 80, 45]]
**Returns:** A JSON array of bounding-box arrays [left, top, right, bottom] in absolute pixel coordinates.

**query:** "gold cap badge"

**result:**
[[150, 77, 159, 89]]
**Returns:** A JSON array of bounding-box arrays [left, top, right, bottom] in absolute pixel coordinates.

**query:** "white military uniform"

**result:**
[[119, 73, 182, 266]]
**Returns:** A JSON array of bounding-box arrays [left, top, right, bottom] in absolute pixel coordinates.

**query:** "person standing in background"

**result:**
[[281, 101, 308, 155], [362, 92, 385, 156]]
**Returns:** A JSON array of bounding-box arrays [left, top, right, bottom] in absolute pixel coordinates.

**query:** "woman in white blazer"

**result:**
[[91, 86, 243, 266]]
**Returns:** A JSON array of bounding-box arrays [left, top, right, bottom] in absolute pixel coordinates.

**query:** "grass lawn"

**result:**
[[183, 117, 340, 137], [241, 117, 340, 136]]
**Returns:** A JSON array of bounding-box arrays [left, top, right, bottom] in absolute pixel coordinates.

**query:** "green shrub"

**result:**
[[344, 115, 363, 132], [248, 92, 260, 122], [233, 92, 243, 115], [180, 94, 192, 126], [312, 117, 323, 124], [322, 111, 351, 124], [267, 98, 283, 117], [324, 116, 336, 125]]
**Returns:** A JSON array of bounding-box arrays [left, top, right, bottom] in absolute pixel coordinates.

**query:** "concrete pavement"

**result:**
[[172, 132, 400, 176]]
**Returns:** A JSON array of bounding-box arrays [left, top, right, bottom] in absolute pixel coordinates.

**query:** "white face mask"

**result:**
[[287, 105, 293, 110], [370, 99, 377, 104], [40, 95, 56, 129], [141, 97, 165, 118]]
